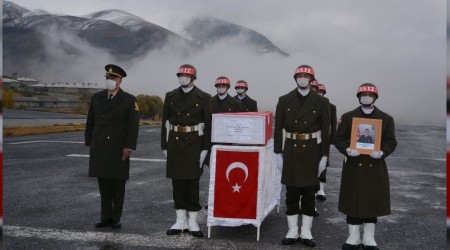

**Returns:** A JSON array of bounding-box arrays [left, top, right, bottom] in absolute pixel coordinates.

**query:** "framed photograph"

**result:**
[[350, 117, 382, 155]]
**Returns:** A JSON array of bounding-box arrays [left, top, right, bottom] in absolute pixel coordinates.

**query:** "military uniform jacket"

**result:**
[[161, 86, 212, 179], [274, 89, 331, 187], [330, 102, 337, 144], [85, 89, 140, 180], [211, 94, 243, 113], [233, 95, 258, 112], [335, 106, 397, 218]]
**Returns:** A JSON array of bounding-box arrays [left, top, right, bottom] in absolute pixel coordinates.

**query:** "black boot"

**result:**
[[362, 245, 379, 250], [300, 238, 316, 247], [342, 243, 361, 250], [95, 219, 112, 228], [281, 237, 298, 245]]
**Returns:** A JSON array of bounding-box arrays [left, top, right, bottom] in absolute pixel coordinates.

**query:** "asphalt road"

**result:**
[[3, 124, 446, 249]]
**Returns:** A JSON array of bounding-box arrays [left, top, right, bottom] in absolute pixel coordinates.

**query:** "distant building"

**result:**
[[26, 82, 103, 95], [3, 73, 104, 109]]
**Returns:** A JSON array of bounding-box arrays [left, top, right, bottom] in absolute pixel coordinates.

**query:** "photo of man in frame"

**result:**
[[356, 125, 375, 150]]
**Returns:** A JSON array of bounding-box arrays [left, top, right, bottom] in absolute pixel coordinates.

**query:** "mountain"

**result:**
[[183, 16, 289, 57], [3, 1, 201, 77], [3, 1, 289, 80]]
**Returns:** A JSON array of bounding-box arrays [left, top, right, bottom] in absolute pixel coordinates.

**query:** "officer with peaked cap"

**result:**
[[161, 64, 212, 238], [85, 64, 140, 229], [335, 83, 397, 250]]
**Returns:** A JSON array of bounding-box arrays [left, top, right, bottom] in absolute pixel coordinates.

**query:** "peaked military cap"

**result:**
[[105, 64, 127, 78]]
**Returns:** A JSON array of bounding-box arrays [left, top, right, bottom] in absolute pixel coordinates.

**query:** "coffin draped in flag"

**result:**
[[207, 139, 281, 227]]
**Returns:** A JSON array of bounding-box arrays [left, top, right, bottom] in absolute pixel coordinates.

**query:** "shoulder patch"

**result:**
[[134, 102, 140, 111]]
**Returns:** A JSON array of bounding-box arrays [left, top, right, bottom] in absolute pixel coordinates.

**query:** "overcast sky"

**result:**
[[8, 0, 447, 126]]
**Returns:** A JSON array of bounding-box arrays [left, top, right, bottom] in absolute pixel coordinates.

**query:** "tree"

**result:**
[[3, 89, 15, 109], [136, 94, 163, 120]]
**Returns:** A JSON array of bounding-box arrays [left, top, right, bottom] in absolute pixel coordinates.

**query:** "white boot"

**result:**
[[300, 215, 313, 239], [300, 215, 316, 247], [316, 182, 326, 201], [166, 209, 188, 235], [187, 211, 203, 237], [362, 223, 377, 247], [345, 224, 361, 245], [281, 214, 299, 245], [317, 182, 325, 196]]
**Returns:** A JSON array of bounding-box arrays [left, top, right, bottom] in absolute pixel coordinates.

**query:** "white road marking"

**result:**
[[67, 154, 166, 162], [8, 140, 84, 145], [3, 225, 202, 249]]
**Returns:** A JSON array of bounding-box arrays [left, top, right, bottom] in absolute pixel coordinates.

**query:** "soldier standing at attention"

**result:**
[[335, 83, 397, 250], [233, 80, 258, 112], [274, 65, 330, 247], [310, 81, 337, 201], [85, 64, 140, 229], [211, 76, 243, 113], [161, 64, 212, 238]]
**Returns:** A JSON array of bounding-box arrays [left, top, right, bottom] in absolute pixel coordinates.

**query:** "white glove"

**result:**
[[276, 153, 283, 171], [346, 148, 360, 157], [318, 156, 327, 177], [199, 150, 208, 168], [370, 151, 383, 159], [163, 150, 167, 158]]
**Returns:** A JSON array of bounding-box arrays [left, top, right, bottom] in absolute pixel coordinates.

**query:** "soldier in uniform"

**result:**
[[358, 128, 373, 143], [335, 83, 397, 250], [310, 81, 337, 201], [85, 64, 140, 229], [161, 64, 212, 238], [211, 76, 243, 113], [233, 80, 258, 112], [274, 65, 330, 247]]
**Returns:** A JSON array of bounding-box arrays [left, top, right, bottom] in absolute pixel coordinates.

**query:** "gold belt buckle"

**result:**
[[293, 133, 304, 140], [178, 126, 188, 132]]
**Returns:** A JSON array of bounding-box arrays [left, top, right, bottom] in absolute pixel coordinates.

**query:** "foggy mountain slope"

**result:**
[[3, 0, 33, 23], [84, 9, 203, 54], [2, 1, 201, 77], [183, 16, 289, 57]]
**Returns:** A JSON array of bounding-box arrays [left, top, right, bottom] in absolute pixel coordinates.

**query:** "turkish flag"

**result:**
[[213, 150, 259, 219]]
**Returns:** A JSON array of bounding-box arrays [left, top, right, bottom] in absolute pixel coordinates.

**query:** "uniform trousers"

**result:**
[[285, 185, 317, 216], [347, 216, 377, 225], [172, 178, 201, 211], [98, 178, 126, 222]]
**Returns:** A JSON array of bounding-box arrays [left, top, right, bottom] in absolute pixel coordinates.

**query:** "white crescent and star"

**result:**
[[225, 162, 249, 193]]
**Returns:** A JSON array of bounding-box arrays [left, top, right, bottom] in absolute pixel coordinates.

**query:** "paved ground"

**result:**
[[2, 124, 446, 249]]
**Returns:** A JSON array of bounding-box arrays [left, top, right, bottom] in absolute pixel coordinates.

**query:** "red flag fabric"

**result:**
[[213, 150, 259, 219]]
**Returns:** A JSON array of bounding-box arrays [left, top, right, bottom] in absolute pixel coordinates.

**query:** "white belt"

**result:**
[[169, 124, 200, 133], [285, 130, 321, 141], [165, 121, 205, 142]]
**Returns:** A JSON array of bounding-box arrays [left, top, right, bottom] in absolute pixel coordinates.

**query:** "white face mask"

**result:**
[[236, 89, 245, 95], [217, 87, 228, 95], [360, 96, 374, 105], [105, 79, 117, 91], [178, 76, 191, 87], [296, 78, 310, 88]]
